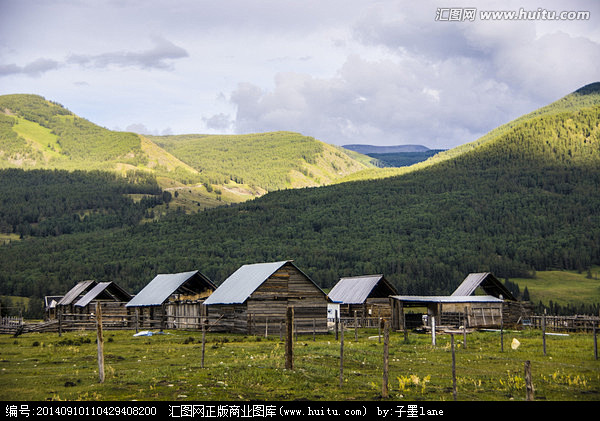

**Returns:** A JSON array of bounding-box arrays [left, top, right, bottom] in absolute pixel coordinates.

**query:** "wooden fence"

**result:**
[[2, 311, 599, 335], [526, 314, 600, 333]]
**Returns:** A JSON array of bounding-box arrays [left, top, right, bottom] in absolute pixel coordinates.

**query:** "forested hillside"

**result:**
[[0, 169, 167, 238], [1, 84, 598, 317], [0, 94, 374, 209], [150, 132, 371, 192]]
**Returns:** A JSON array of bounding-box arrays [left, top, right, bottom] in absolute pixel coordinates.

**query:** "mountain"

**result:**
[[342, 144, 447, 168], [1, 83, 599, 314], [343, 144, 431, 154], [149, 132, 372, 193], [339, 82, 600, 183], [0, 94, 374, 210]]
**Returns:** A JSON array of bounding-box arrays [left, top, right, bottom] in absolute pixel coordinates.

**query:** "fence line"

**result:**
[[2, 311, 599, 336]]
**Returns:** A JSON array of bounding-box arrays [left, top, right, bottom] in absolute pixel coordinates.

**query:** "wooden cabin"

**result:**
[[328, 274, 397, 324], [73, 282, 132, 320], [126, 270, 216, 329], [390, 272, 531, 330], [54, 280, 98, 319], [204, 260, 329, 335]]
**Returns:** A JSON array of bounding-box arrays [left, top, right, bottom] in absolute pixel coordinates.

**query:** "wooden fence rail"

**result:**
[[2, 311, 599, 335], [526, 314, 600, 333]]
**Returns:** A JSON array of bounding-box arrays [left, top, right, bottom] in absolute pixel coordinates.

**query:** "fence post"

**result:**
[[335, 310, 339, 341], [451, 334, 457, 401], [354, 310, 358, 341], [431, 316, 436, 346], [201, 305, 207, 369], [542, 310, 547, 356], [500, 307, 504, 353], [285, 307, 294, 370], [339, 321, 344, 388], [96, 302, 105, 383], [594, 323, 598, 361], [58, 309, 62, 337], [524, 360, 534, 401], [382, 320, 389, 398]]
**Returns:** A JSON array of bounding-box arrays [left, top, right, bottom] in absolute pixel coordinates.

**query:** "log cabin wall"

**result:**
[[207, 263, 329, 334]]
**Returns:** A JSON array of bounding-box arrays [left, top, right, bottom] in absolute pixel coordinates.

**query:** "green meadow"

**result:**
[[1, 328, 598, 402], [512, 267, 600, 312]]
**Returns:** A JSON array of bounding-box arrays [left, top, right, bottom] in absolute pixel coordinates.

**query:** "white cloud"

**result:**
[[0, 0, 598, 148]]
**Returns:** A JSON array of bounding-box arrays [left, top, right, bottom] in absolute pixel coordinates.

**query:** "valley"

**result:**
[[0, 84, 599, 319]]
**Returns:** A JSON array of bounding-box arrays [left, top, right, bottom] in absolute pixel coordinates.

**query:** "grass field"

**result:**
[[1, 327, 598, 402], [512, 267, 600, 309]]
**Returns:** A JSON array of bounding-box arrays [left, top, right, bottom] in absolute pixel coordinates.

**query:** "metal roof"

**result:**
[[391, 295, 503, 304], [328, 274, 395, 304], [451, 272, 516, 300], [126, 270, 214, 307], [75, 282, 132, 307], [57, 280, 97, 306], [205, 260, 318, 305]]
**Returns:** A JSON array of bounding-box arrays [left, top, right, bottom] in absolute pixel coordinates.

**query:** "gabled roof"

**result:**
[[57, 280, 97, 306], [204, 260, 325, 305], [451, 272, 516, 301], [126, 270, 216, 307], [328, 274, 398, 304], [75, 282, 132, 307]]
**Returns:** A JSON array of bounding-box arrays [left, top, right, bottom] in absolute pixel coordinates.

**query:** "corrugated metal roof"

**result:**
[[391, 295, 503, 303], [204, 261, 291, 305], [75, 282, 132, 307], [451, 273, 489, 296], [451, 272, 516, 300], [328, 275, 385, 304], [126, 270, 205, 307], [57, 280, 97, 306]]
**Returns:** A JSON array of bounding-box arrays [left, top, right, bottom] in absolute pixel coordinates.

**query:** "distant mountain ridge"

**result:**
[[343, 144, 431, 154]]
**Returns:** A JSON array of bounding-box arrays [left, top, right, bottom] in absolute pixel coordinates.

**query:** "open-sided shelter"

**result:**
[[390, 272, 530, 330], [204, 260, 329, 334], [126, 270, 217, 329], [328, 274, 397, 322]]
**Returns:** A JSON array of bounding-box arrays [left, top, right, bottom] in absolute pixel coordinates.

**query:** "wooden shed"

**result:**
[[328, 274, 398, 323], [73, 281, 132, 318], [390, 272, 531, 330], [54, 280, 98, 319], [204, 260, 329, 335], [390, 295, 505, 331], [126, 270, 217, 330]]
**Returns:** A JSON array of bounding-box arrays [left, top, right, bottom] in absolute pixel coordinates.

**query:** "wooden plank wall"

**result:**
[[206, 264, 329, 334]]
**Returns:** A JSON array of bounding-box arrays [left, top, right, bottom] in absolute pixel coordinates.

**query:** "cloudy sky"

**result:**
[[1, 0, 599, 149]]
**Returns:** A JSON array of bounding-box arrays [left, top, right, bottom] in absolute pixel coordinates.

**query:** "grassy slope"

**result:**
[[512, 267, 600, 309], [150, 132, 371, 192], [0, 94, 374, 209]]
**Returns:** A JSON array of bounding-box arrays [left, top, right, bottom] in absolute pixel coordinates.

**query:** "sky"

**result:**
[[1, 0, 599, 149]]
